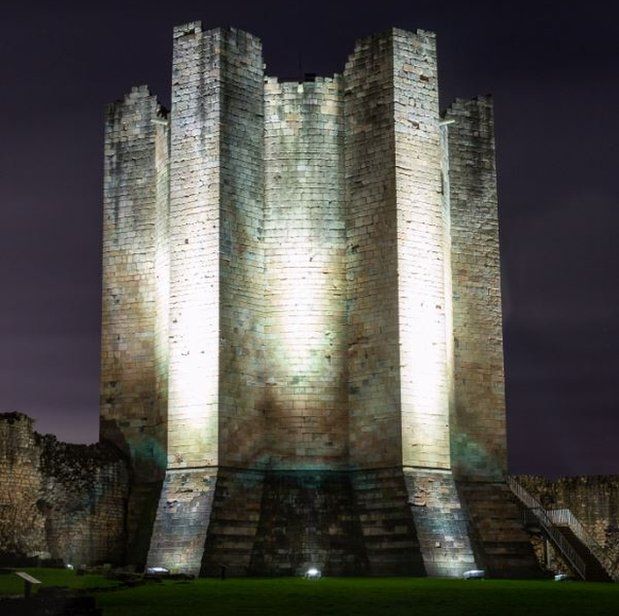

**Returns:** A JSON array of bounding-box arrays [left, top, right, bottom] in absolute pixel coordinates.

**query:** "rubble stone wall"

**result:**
[[0, 413, 128, 565], [518, 475, 619, 577]]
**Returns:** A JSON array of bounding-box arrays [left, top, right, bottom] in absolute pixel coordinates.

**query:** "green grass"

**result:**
[[1, 570, 618, 615]]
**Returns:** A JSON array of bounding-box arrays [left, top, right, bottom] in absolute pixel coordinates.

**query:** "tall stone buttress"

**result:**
[[100, 21, 540, 578]]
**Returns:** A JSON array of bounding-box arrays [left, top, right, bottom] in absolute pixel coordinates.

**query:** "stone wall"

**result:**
[[392, 29, 450, 470], [166, 22, 221, 470], [0, 413, 128, 565], [518, 475, 619, 577], [343, 29, 453, 470], [264, 77, 347, 468], [219, 29, 266, 468], [101, 24, 508, 480]]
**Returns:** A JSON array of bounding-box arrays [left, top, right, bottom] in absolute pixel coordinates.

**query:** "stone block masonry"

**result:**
[[344, 33, 401, 469], [444, 97, 506, 480], [264, 76, 347, 468], [100, 85, 169, 483], [99, 21, 519, 576]]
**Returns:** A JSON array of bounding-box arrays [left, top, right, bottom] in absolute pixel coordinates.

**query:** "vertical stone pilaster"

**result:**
[[392, 29, 450, 470], [166, 22, 221, 470], [100, 85, 168, 481], [444, 97, 507, 479], [344, 33, 401, 468], [219, 29, 266, 467], [149, 23, 266, 574]]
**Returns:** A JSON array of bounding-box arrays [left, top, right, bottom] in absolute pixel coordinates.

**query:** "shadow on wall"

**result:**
[[99, 417, 165, 570]]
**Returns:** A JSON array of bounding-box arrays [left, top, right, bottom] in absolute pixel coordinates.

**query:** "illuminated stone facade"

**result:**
[[101, 22, 536, 577]]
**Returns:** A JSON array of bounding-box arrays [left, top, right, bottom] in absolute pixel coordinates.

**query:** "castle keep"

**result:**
[[100, 21, 536, 577]]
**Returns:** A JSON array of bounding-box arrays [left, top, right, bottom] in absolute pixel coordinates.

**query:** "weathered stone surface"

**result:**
[[0, 413, 128, 565], [100, 84, 169, 483], [351, 468, 426, 576], [457, 481, 541, 578], [404, 469, 476, 576], [518, 475, 619, 578], [444, 97, 506, 480], [343, 32, 401, 468], [264, 77, 347, 468], [146, 468, 217, 574], [248, 470, 368, 576], [97, 22, 514, 576]]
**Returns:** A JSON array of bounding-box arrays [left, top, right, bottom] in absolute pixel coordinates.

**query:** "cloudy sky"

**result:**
[[1, 0, 617, 477]]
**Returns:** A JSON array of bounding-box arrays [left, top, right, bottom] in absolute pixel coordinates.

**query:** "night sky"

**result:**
[[1, 1, 617, 477]]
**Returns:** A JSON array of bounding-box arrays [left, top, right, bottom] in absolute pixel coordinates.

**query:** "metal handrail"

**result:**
[[506, 477, 587, 580], [547, 508, 616, 580]]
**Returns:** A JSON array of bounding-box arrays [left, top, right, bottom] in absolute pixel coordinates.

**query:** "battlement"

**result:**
[[173, 21, 202, 39]]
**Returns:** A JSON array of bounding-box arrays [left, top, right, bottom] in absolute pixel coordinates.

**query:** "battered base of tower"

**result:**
[[146, 469, 218, 574], [456, 481, 543, 578], [146, 467, 541, 578]]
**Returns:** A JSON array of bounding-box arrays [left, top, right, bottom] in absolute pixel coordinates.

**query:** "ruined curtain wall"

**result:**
[[0, 413, 128, 566], [519, 474, 619, 571]]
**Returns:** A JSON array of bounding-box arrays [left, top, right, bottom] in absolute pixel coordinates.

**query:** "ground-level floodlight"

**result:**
[[304, 567, 321, 580], [146, 566, 170, 576], [554, 573, 572, 582], [463, 569, 485, 580], [65, 563, 74, 570]]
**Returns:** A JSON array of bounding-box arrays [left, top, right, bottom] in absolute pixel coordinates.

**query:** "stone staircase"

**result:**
[[457, 481, 542, 578], [352, 468, 425, 575]]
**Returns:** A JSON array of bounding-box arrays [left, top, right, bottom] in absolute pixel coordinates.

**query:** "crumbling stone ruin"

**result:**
[[0, 413, 127, 566]]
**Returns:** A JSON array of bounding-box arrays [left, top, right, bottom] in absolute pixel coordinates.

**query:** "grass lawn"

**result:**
[[1, 569, 618, 615]]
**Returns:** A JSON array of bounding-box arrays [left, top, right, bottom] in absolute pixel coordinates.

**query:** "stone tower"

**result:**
[[101, 21, 538, 577]]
